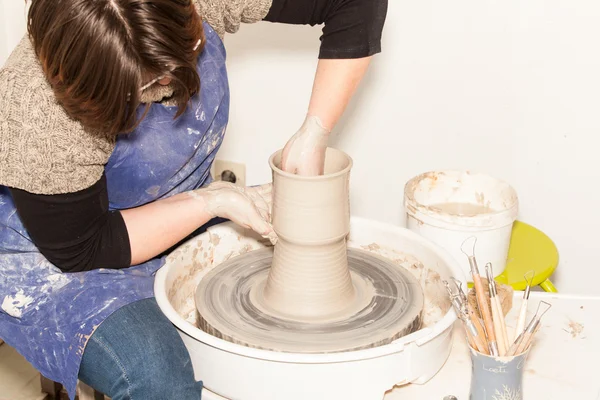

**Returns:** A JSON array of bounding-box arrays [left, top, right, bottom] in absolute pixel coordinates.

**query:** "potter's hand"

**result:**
[[281, 116, 329, 176], [193, 181, 277, 243]]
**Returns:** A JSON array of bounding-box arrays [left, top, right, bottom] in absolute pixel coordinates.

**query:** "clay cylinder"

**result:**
[[263, 148, 354, 321]]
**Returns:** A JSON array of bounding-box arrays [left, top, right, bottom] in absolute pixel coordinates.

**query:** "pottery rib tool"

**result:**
[[507, 300, 551, 356], [514, 270, 535, 342], [444, 280, 488, 354], [463, 312, 489, 354], [485, 263, 509, 355], [461, 237, 498, 356], [465, 305, 488, 350]]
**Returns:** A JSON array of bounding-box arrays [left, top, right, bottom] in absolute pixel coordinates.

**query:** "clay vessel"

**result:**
[[263, 148, 354, 321]]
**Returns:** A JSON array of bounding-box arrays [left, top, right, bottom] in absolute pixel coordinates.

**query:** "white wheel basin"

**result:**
[[155, 217, 464, 400]]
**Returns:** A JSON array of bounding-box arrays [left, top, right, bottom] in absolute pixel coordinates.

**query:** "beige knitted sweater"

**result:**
[[0, 0, 271, 195]]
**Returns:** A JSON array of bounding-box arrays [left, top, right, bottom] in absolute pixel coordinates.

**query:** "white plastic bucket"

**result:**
[[404, 171, 518, 279]]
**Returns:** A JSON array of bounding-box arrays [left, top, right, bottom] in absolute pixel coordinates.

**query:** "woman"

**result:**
[[0, 0, 387, 398]]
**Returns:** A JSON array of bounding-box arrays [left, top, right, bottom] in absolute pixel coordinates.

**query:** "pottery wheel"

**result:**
[[195, 248, 424, 353]]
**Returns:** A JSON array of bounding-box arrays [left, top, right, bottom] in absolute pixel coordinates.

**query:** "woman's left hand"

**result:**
[[280, 116, 329, 176], [193, 181, 277, 244]]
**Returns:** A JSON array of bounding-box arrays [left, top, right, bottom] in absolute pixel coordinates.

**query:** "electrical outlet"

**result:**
[[211, 159, 246, 187]]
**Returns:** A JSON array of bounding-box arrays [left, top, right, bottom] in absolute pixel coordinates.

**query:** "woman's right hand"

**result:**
[[281, 116, 329, 176], [191, 181, 277, 244]]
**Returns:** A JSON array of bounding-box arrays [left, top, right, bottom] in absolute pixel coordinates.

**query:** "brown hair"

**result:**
[[27, 0, 205, 135]]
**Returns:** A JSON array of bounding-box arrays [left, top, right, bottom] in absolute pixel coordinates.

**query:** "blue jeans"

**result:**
[[79, 298, 203, 400]]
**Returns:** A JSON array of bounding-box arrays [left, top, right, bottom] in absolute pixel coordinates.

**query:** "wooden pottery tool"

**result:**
[[444, 280, 477, 349], [444, 279, 488, 354], [514, 270, 535, 342], [507, 300, 551, 356], [523, 322, 542, 352], [451, 277, 488, 350], [485, 263, 509, 355], [461, 237, 498, 356]]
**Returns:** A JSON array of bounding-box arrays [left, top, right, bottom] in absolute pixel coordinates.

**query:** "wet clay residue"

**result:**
[[475, 192, 485, 205], [404, 171, 518, 220], [354, 242, 450, 328], [565, 320, 584, 338], [164, 225, 269, 327], [403, 171, 444, 205], [166, 227, 451, 332], [428, 202, 493, 216]]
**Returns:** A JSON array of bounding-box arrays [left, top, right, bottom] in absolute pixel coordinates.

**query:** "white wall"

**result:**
[[0, 0, 27, 66], [1, 0, 598, 295]]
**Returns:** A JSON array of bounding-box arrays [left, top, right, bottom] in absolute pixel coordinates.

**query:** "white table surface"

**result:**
[[203, 292, 600, 400], [387, 292, 600, 399]]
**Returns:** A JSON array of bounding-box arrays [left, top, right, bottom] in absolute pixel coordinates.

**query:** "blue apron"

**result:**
[[0, 23, 228, 400]]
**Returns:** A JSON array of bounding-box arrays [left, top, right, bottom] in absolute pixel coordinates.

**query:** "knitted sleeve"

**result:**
[[0, 37, 115, 195], [194, 0, 273, 37]]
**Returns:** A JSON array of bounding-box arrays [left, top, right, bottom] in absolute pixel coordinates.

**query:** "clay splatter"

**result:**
[[210, 234, 221, 245], [362, 243, 380, 251], [564, 320, 584, 338], [1, 289, 34, 318]]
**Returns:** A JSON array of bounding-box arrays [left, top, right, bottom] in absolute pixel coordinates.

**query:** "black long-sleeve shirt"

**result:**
[[9, 0, 388, 272]]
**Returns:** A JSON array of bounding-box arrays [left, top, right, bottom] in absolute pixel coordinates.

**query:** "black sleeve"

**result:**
[[263, 0, 388, 59], [9, 173, 131, 273]]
